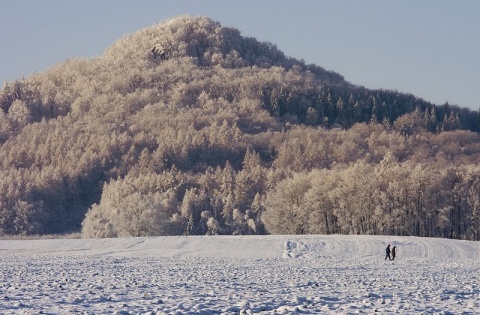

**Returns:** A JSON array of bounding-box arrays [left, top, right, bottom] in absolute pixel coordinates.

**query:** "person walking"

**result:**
[[391, 246, 396, 260], [385, 244, 392, 260]]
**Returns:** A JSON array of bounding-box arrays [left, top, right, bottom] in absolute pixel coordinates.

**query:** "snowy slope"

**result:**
[[0, 235, 478, 314]]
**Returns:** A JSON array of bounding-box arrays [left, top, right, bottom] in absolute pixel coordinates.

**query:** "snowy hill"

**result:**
[[1, 235, 478, 314], [1, 16, 480, 239]]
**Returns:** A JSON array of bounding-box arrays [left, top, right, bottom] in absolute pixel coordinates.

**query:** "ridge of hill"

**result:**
[[0, 16, 479, 238]]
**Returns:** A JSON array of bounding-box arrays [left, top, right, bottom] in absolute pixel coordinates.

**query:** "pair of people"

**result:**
[[385, 244, 396, 260]]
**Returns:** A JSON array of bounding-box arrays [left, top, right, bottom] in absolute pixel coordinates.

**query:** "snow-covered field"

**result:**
[[0, 235, 478, 314]]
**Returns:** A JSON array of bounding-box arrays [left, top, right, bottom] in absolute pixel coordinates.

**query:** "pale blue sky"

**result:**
[[1, 0, 479, 110]]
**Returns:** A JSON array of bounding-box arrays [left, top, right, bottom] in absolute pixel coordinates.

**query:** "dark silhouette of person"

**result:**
[[385, 244, 392, 260], [391, 246, 396, 260]]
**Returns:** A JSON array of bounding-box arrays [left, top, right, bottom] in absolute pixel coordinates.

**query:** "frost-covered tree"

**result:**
[[8, 100, 32, 130], [263, 172, 312, 234]]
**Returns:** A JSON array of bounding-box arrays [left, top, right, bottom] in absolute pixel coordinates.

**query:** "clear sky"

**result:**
[[1, 0, 479, 110]]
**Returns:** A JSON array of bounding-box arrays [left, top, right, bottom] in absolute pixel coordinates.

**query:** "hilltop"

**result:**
[[0, 16, 479, 238]]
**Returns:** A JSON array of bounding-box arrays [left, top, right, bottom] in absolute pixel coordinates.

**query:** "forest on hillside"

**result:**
[[0, 16, 479, 240]]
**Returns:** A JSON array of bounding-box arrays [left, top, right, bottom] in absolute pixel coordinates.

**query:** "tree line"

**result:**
[[263, 156, 480, 240]]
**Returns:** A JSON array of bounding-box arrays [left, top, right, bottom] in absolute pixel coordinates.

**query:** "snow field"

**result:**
[[0, 235, 478, 314]]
